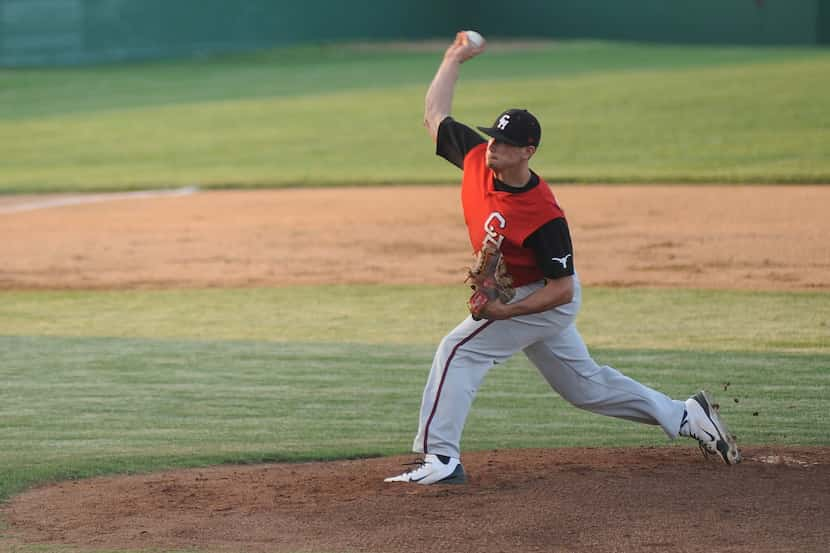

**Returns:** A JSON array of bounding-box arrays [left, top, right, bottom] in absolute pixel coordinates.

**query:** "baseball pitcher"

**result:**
[[385, 32, 740, 485]]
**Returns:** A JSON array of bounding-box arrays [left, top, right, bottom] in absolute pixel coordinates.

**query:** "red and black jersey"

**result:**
[[436, 117, 575, 284]]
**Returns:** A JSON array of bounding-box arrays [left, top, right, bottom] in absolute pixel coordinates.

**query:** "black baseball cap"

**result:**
[[477, 108, 541, 148]]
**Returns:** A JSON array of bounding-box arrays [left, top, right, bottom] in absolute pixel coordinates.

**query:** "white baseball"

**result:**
[[464, 30, 485, 48]]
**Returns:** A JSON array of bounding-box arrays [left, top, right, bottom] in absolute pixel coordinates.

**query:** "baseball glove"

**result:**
[[466, 244, 515, 320]]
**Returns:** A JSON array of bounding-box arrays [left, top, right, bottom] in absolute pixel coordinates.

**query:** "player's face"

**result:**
[[485, 139, 534, 170]]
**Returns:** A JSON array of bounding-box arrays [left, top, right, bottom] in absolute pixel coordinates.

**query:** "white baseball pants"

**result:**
[[412, 276, 687, 459]]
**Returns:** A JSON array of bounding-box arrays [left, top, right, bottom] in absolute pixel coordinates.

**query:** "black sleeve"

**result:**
[[436, 116, 487, 170], [523, 217, 575, 279]]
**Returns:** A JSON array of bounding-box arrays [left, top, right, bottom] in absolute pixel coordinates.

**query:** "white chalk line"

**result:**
[[0, 186, 200, 215]]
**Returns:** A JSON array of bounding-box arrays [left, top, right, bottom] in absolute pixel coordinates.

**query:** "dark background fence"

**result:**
[[1, 0, 827, 67]]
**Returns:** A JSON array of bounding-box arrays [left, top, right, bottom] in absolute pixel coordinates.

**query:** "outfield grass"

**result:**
[[1, 286, 827, 504], [1, 41, 828, 192]]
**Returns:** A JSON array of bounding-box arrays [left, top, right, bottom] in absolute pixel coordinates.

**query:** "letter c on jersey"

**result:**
[[483, 211, 506, 248]]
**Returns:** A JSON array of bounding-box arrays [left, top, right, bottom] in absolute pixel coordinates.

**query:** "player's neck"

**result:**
[[494, 166, 532, 189]]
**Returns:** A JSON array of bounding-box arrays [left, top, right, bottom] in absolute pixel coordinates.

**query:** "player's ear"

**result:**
[[524, 145, 536, 160]]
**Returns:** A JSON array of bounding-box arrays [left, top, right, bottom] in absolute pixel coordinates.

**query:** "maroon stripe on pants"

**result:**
[[423, 320, 495, 454]]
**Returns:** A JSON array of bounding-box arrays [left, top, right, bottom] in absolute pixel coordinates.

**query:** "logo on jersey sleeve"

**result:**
[[483, 211, 506, 249], [551, 254, 571, 269]]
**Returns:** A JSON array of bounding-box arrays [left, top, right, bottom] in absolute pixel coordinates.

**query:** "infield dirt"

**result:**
[[0, 185, 828, 290], [1, 185, 829, 553]]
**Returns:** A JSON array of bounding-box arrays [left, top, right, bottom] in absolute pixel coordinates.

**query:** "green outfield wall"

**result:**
[[820, 0, 830, 42], [473, 0, 825, 45], [1, 0, 826, 67], [0, 0, 457, 66]]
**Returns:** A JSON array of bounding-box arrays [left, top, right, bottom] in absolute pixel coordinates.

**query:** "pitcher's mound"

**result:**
[[5, 446, 829, 553]]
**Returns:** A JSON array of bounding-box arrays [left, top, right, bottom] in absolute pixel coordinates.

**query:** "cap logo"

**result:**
[[496, 114, 511, 130]]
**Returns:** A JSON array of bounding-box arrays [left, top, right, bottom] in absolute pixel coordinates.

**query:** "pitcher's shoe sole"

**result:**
[[690, 390, 741, 465]]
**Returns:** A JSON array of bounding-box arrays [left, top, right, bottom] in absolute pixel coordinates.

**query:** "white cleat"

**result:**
[[384, 453, 466, 485], [680, 390, 741, 465]]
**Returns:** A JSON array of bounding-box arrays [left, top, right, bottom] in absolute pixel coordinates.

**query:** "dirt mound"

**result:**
[[5, 447, 829, 553]]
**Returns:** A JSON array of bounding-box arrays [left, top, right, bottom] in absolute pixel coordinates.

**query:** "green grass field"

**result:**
[[1, 40, 829, 192], [2, 286, 828, 505]]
